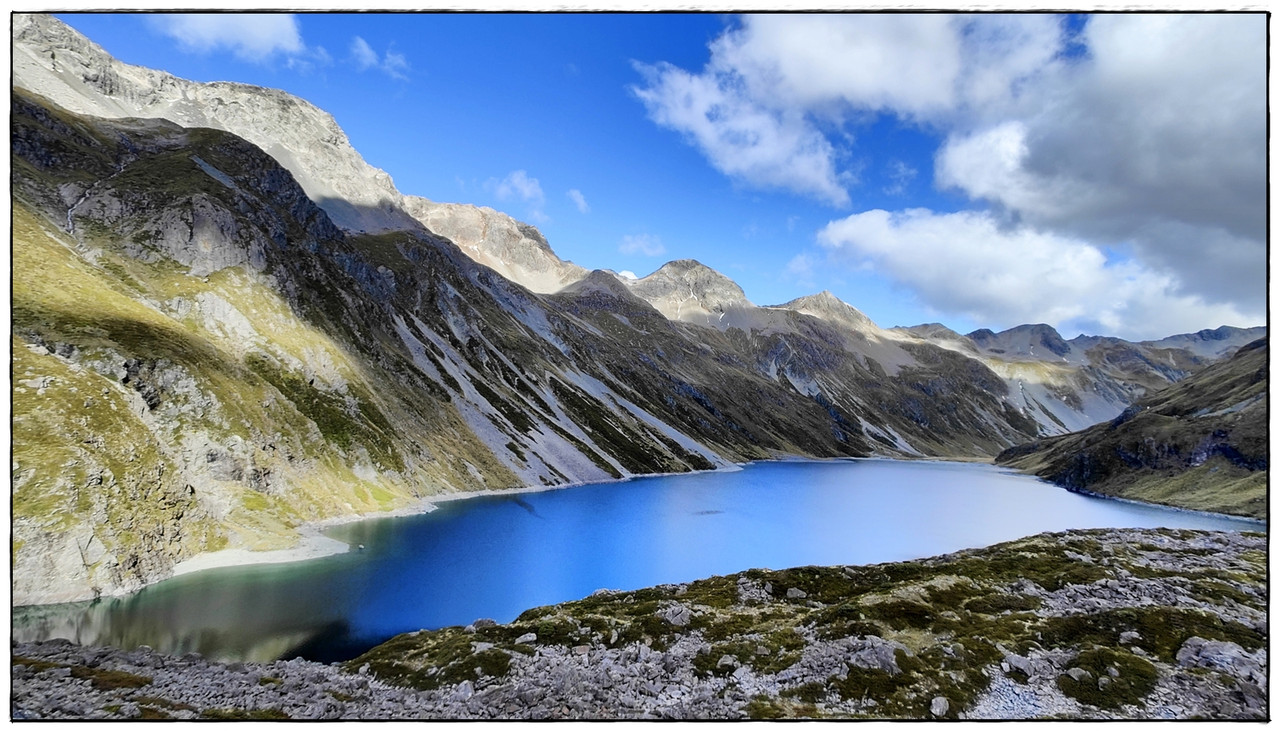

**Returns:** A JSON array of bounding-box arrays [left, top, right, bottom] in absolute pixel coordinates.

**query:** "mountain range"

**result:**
[[997, 337, 1267, 518], [9, 14, 1265, 605]]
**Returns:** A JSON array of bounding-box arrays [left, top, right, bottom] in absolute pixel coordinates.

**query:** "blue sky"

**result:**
[[55, 12, 1267, 340]]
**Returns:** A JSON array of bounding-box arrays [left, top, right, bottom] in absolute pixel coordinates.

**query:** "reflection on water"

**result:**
[[12, 556, 368, 662], [13, 460, 1261, 664]]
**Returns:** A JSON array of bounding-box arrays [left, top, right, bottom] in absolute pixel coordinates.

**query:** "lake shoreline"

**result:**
[[165, 452, 1262, 585], [171, 460, 755, 580]]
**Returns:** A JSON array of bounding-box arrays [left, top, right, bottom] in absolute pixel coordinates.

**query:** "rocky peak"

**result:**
[[1141, 326, 1267, 360], [895, 323, 965, 341], [623, 259, 751, 323], [12, 13, 419, 234], [559, 269, 635, 299], [780, 290, 878, 333], [969, 323, 1071, 359], [401, 196, 587, 294]]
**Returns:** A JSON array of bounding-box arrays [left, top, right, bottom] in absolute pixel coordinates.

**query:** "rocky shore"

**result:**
[[11, 528, 1267, 720]]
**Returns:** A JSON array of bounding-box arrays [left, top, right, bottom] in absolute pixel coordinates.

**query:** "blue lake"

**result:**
[[12, 459, 1260, 663]]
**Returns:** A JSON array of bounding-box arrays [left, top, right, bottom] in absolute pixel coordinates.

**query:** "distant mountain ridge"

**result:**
[[997, 338, 1267, 519], [9, 14, 1266, 604]]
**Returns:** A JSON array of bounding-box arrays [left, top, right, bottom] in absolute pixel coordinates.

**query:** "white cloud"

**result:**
[[633, 60, 849, 207], [488, 170, 547, 223], [936, 14, 1266, 313], [637, 13, 1265, 336], [148, 14, 311, 64], [619, 234, 666, 257], [883, 159, 917, 196], [567, 189, 590, 214], [351, 36, 378, 69], [783, 252, 820, 290], [632, 15, 1063, 209], [350, 36, 410, 80], [818, 209, 1258, 340], [493, 170, 545, 206], [383, 50, 410, 80]]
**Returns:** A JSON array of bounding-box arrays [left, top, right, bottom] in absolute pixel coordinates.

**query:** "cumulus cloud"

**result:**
[[350, 36, 410, 80], [632, 60, 849, 207], [619, 234, 666, 257], [493, 170, 544, 205], [818, 209, 1257, 341], [631, 15, 1063, 208], [937, 14, 1266, 311], [148, 14, 316, 65], [488, 170, 547, 223], [637, 13, 1266, 336], [567, 189, 590, 214]]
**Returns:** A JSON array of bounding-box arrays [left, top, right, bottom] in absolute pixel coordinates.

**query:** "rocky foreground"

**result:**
[[11, 528, 1267, 720]]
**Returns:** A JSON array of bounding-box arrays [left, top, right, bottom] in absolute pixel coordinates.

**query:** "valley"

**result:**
[[8, 13, 1267, 722]]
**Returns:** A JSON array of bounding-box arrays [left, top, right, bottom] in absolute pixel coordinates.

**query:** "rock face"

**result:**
[[12, 13, 417, 235], [401, 196, 588, 294], [11, 528, 1267, 720], [623, 259, 753, 326], [908, 322, 1264, 435], [9, 14, 1266, 604], [997, 338, 1267, 519], [781, 291, 878, 334]]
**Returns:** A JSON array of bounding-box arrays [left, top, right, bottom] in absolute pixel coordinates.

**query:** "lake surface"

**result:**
[[13, 459, 1260, 663]]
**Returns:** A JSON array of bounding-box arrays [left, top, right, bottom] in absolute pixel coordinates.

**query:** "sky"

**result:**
[[52, 12, 1268, 341]]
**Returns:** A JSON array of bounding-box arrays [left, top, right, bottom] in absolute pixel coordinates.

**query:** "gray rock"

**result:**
[[786, 587, 808, 599], [1065, 667, 1092, 683], [1176, 637, 1266, 686], [450, 680, 474, 702], [931, 696, 950, 717], [847, 636, 909, 675], [659, 603, 692, 627], [514, 633, 537, 645]]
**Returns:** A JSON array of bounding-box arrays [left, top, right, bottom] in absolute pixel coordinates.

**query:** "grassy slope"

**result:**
[[347, 528, 1266, 719], [9, 99, 483, 598], [997, 339, 1267, 519]]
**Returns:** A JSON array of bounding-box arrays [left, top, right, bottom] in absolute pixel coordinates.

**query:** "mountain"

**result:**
[[400, 197, 589, 294], [10, 15, 1264, 604], [622, 259, 753, 326], [12, 13, 588, 294], [996, 339, 1267, 518], [1140, 326, 1268, 360], [903, 322, 1264, 434], [11, 13, 416, 235]]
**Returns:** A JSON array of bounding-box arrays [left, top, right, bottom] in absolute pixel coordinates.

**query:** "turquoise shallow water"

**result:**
[[12, 459, 1259, 663]]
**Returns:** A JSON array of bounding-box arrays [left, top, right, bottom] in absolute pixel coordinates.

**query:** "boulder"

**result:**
[[1065, 667, 1092, 683], [659, 603, 692, 627], [1176, 637, 1266, 686], [847, 636, 909, 675]]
